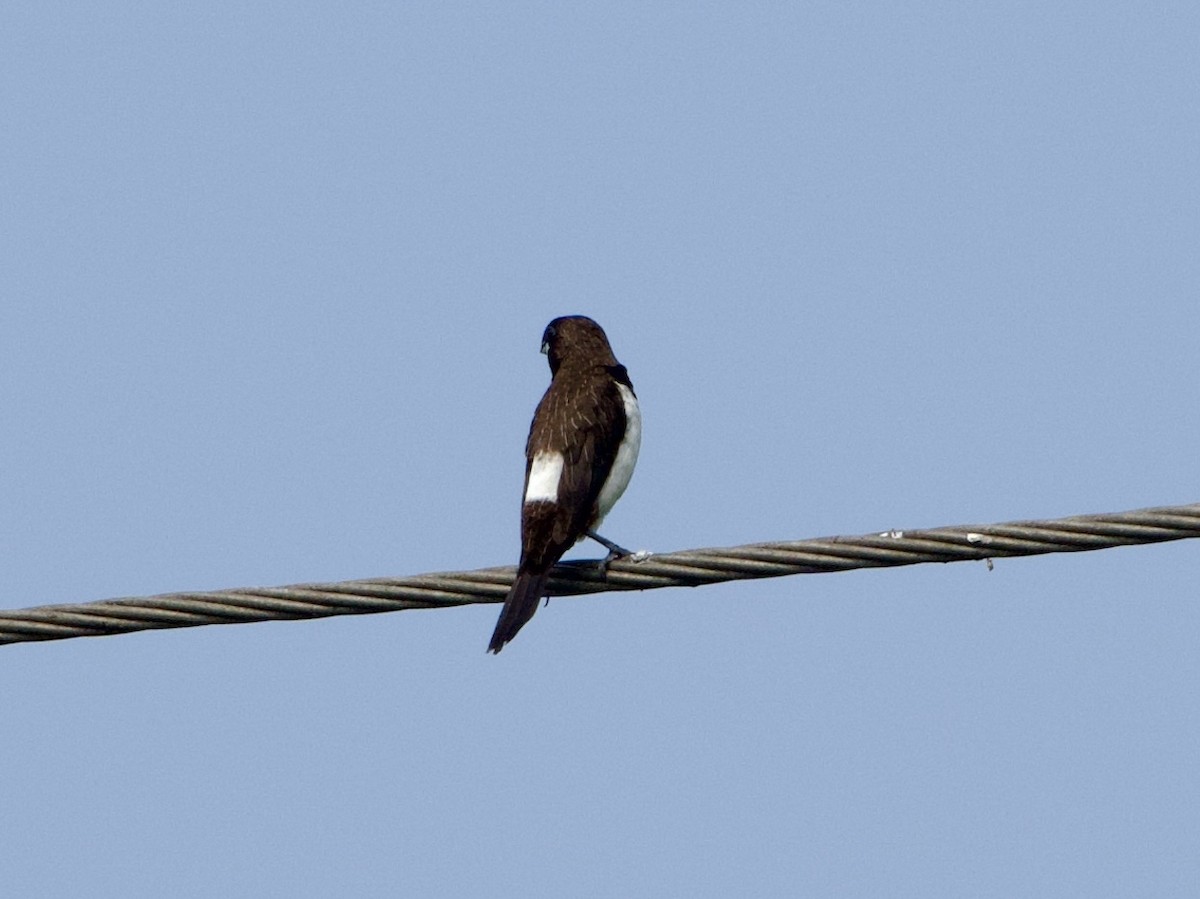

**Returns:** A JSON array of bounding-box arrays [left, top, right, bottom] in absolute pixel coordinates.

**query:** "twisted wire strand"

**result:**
[[2, 502, 1197, 646]]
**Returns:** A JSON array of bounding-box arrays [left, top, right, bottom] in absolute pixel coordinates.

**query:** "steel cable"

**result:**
[[2, 502, 1196, 646]]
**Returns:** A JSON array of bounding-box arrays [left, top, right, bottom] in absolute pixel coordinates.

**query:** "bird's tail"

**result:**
[[488, 569, 550, 653]]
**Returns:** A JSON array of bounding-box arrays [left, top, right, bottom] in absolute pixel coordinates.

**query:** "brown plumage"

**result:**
[[488, 316, 640, 653]]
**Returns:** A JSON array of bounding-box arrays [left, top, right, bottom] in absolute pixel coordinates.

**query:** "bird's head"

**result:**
[[540, 315, 616, 375]]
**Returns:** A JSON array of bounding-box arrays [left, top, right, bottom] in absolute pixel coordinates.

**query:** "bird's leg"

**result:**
[[587, 529, 633, 557], [587, 529, 633, 575]]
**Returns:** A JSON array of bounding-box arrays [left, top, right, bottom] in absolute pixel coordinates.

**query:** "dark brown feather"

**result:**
[[487, 570, 548, 653]]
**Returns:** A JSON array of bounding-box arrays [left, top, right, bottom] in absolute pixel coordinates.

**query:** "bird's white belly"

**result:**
[[594, 383, 641, 525]]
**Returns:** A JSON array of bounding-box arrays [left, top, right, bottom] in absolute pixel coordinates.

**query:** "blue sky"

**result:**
[[2, 3, 1198, 896]]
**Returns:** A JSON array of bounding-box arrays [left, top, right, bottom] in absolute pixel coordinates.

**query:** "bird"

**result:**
[[488, 315, 641, 653]]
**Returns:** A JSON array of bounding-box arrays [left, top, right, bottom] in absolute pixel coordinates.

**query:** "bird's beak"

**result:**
[[540, 340, 549, 355]]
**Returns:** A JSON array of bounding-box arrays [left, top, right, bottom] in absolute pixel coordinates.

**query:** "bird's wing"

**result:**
[[519, 371, 627, 569], [558, 374, 625, 525]]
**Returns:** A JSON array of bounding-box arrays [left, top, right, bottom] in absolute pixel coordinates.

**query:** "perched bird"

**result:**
[[488, 316, 641, 653]]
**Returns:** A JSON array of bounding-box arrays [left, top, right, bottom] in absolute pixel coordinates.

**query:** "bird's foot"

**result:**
[[597, 549, 653, 575], [585, 532, 652, 576]]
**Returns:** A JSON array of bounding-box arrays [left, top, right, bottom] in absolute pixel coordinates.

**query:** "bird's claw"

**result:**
[[597, 548, 652, 576]]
